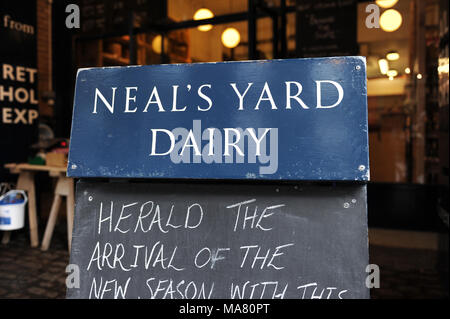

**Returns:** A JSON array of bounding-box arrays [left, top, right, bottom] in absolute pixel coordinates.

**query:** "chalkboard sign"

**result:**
[[67, 181, 369, 299], [67, 57, 370, 300], [68, 57, 369, 181], [78, 0, 166, 36], [295, 0, 358, 57]]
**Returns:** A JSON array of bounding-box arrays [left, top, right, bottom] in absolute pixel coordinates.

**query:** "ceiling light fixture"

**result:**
[[386, 51, 400, 61], [380, 9, 403, 32], [151, 35, 168, 54], [193, 8, 214, 32], [376, 0, 399, 8], [378, 58, 389, 75], [387, 69, 398, 77], [221, 27, 240, 48]]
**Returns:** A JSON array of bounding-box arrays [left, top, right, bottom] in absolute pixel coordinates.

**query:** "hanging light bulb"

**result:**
[[375, 0, 399, 8], [378, 58, 389, 75], [405, 67, 411, 74], [193, 8, 214, 32], [221, 27, 240, 48], [386, 51, 400, 61], [152, 35, 168, 54], [380, 9, 403, 32], [387, 69, 398, 77]]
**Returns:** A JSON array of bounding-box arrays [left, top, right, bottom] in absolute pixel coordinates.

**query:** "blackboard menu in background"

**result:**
[[295, 0, 358, 57], [79, 0, 167, 36], [68, 181, 369, 299], [79, 0, 106, 35], [0, 0, 38, 181]]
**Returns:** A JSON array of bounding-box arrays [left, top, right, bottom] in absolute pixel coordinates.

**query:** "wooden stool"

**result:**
[[41, 171, 74, 252], [2, 163, 73, 250], [1, 170, 39, 247]]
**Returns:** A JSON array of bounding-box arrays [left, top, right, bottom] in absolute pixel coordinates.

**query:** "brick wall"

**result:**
[[37, 0, 52, 117]]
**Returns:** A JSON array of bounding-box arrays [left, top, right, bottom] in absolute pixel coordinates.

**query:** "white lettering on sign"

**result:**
[[80, 195, 353, 299], [1, 64, 39, 125], [296, 282, 348, 299], [92, 81, 344, 114], [149, 120, 278, 175], [87, 79, 345, 175]]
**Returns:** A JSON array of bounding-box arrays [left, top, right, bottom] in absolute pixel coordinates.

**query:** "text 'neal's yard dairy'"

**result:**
[[91, 80, 344, 174]]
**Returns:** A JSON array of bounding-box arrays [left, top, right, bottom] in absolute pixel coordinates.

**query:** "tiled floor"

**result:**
[[0, 227, 68, 299], [0, 226, 448, 299]]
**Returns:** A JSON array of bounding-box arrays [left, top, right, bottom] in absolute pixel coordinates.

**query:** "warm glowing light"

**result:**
[[386, 51, 400, 61], [417, 73, 423, 79], [438, 58, 449, 74], [387, 69, 398, 77], [380, 9, 403, 32], [193, 8, 214, 32], [405, 67, 411, 74], [438, 64, 449, 74], [221, 27, 240, 48], [378, 58, 389, 74], [152, 35, 168, 54], [389, 76, 394, 81], [376, 0, 399, 8]]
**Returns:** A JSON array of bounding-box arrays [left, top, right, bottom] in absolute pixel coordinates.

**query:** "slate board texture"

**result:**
[[67, 181, 369, 299]]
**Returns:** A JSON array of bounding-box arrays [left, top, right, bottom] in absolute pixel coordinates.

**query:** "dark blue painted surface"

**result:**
[[68, 57, 369, 181]]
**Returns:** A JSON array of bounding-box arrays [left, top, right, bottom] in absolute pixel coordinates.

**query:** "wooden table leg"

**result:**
[[41, 193, 62, 251], [19, 172, 39, 247], [41, 174, 74, 252], [1, 171, 39, 247]]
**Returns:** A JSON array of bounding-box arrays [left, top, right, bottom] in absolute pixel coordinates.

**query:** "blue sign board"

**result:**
[[68, 57, 369, 181]]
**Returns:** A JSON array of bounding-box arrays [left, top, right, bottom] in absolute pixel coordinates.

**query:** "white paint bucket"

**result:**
[[0, 190, 28, 230]]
